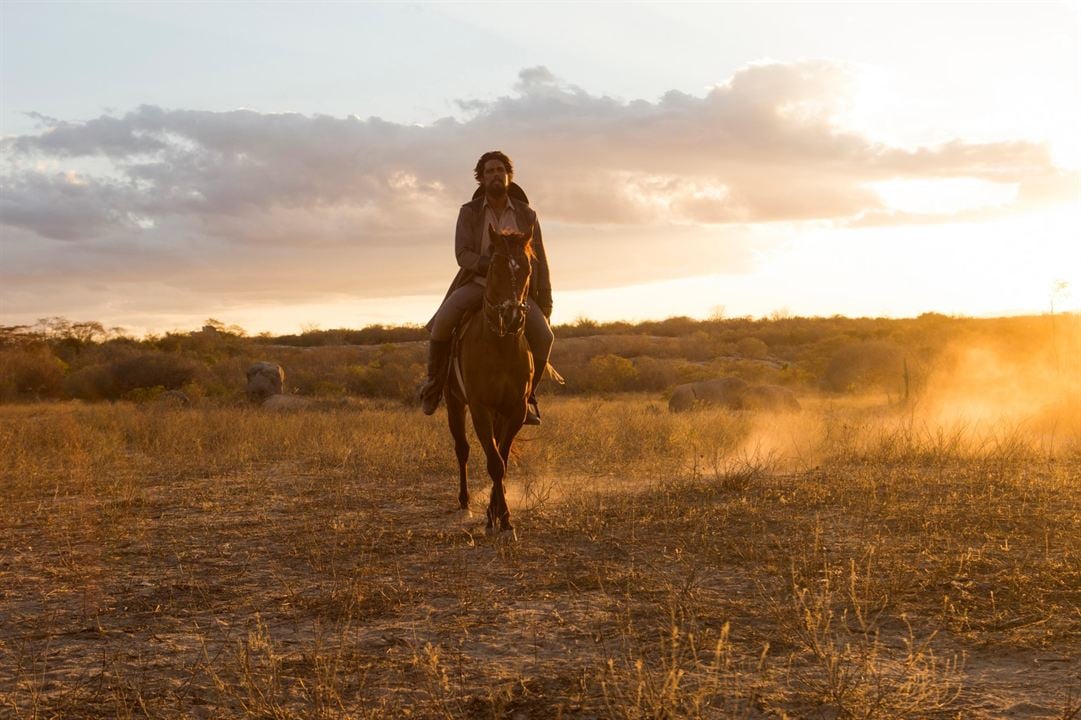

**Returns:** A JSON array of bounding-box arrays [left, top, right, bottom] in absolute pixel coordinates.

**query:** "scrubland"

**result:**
[[1, 314, 1079, 717], [2, 388, 1079, 717]]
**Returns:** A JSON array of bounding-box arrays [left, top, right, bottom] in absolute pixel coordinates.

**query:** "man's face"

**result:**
[[483, 159, 510, 197]]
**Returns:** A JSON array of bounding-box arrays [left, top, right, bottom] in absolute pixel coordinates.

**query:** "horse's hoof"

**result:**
[[500, 527, 518, 543], [457, 508, 473, 521], [485, 525, 497, 537]]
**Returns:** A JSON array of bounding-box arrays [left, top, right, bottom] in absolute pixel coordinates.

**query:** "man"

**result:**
[[420, 150, 554, 424]]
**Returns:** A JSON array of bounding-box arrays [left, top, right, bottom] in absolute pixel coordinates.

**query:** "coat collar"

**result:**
[[465, 195, 529, 216]]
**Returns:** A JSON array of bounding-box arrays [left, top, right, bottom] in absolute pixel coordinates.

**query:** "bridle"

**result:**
[[483, 240, 530, 338]]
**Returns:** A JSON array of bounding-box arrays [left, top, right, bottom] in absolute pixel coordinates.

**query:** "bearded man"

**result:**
[[420, 150, 554, 424]]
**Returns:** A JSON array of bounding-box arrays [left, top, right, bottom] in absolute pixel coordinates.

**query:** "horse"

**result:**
[[445, 224, 534, 538]]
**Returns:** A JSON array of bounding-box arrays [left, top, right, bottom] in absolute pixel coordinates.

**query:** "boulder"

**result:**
[[246, 361, 285, 401], [668, 377, 749, 412], [667, 383, 699, 413], [158, 389, 191, 407]]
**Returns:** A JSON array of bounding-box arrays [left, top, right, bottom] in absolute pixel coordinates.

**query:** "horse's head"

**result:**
[[483, 223, 534, 337]]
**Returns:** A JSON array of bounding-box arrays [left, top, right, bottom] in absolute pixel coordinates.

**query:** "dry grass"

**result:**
[[1, 394, 1078, 718]]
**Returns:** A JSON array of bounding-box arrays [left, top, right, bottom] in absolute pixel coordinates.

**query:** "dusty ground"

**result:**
[[1, 397, 1079, 718]]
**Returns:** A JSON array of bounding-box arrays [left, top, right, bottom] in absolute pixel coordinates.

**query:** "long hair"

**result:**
[[473, 151, 514, 183]]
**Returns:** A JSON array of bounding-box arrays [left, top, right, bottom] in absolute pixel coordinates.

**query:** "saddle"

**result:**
[[446, 313, 473, 402], [447, 309, 541, 404]]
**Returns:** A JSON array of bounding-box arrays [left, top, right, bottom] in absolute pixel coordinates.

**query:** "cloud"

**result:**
[[1, 61, 1074, 328], [5, 62, 1067, 233], [0, 171, 137, 240]]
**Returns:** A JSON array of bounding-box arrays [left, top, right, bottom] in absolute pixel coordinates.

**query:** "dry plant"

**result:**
[[0, 389, 1078, 717]]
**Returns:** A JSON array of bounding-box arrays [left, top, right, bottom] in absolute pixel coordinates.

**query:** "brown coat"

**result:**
[[426, 196, 553, 330]]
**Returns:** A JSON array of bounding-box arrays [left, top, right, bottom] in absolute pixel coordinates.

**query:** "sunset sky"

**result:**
[[2, 2, 1079, 335]]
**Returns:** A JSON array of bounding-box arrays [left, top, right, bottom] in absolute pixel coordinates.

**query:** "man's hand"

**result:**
[[475, 255, 490, 276]]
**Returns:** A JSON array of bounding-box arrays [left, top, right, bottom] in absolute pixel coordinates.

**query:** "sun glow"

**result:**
[[558, 203, 1081, 326], [872, 178, 1018, 215]]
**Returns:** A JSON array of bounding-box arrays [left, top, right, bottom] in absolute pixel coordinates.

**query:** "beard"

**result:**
[[487, 179, 508, 198]]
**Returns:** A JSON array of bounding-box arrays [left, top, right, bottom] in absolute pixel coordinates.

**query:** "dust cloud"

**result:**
[[731, 319, 1081, 471]]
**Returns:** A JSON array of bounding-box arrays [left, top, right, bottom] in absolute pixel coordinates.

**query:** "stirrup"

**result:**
[[525, 398, 541, 426]]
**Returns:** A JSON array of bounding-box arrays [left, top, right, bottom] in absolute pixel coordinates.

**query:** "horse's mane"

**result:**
[[522, 235, 536, 262]]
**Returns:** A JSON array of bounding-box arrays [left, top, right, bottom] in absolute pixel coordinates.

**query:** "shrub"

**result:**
[[0, 347, 67, 400], [345, 364, 382, 397], [344, 346, 424, 402], [576, 354, 639, 393], [111, 353, 198, 394], [631, 356, 679, 392], [824, 340, 907, 393], [63, 364, 117, 401], [736, 337, 769, 359], [64, 352, 198, 400]]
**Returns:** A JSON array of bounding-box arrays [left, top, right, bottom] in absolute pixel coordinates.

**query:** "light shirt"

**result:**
[[474, 196, 519, 286]]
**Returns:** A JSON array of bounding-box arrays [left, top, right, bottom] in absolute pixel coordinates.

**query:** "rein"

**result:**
[[483, 248, 530, 338]]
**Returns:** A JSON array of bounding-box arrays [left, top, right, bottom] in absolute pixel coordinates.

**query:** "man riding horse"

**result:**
[[420, 151, 554, 424]]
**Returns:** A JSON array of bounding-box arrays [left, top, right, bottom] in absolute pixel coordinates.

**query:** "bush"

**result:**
[[111, 353, 198, 394], [345, 364, 383, 397], [64, 352, 198, 400], [736, 337, 768, 359], [344, 346, 424, 402], [575, 354, 639, 393], [824, 340, 907, 393], [631, 356, 678, 392], [0, 347, 67, 400], [63, 364, 117, 401]]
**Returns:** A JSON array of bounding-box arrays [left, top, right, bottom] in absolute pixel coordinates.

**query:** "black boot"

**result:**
[[525, 360, 542, 426], [420, 340, 452, 415]]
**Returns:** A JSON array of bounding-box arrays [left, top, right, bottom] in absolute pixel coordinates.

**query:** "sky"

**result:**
[[2, 1, 1079, 335]]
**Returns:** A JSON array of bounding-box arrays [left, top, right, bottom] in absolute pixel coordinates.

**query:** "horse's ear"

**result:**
[[488, 223, 498, 241], [517, 228, 534, 255]]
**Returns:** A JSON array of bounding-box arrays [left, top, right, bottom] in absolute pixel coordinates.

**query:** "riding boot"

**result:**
[[525, 393, 541, 426], [524, 365, 542, 426], [420, 339, 452, 415]]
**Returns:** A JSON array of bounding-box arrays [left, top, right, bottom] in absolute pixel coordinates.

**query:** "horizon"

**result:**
[[2, 2, 1079, 335], [11, 307, 1079, 344]]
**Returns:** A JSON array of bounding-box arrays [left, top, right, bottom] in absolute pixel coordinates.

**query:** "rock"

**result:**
[[158, 389, 191, 407], [668, 377, 749, 412], [246, 362, 284, 402]]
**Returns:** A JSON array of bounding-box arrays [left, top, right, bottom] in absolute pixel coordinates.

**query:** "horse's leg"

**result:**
[[469, 406, 508, 534], [446, 389, 470, 511], [495, 412, 525, 533], [493, 414, 507, 457], [497, 410, 524, 470]]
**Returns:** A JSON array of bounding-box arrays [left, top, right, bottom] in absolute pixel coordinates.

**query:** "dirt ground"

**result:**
[[1, 399, 1079, 718]]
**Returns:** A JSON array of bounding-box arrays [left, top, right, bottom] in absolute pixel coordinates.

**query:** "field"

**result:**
[[1, 386, 1079, 718]]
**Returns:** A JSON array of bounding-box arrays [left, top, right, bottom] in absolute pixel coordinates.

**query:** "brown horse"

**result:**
[[445, 225, 534, 537]]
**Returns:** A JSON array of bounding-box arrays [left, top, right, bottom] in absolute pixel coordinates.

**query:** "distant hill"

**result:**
[[2, 313, 1077, 403]]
